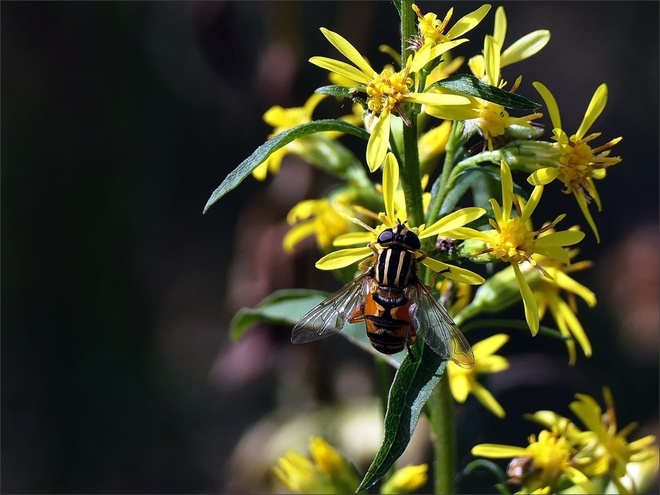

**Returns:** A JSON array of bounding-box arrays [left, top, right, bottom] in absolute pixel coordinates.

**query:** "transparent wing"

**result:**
[[410, 283, 475, 368], [291, 273, 370, 344]]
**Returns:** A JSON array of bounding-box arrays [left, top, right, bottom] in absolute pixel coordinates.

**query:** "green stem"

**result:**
[[426, 121, 467, 225], [399, 0, 424, 228], [430, 372, 456, 494], [399, 4, 457, 494]]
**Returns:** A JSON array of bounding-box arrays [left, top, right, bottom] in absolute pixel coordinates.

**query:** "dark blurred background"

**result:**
[[2, 2, 658, 493]]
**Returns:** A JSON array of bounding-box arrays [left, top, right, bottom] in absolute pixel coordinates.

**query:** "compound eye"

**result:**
[[403, 231, 421, 250], [377, 228, 395, 244]]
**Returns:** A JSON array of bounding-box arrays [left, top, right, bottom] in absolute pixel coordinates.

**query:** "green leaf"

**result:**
[[431, 74, 541, 111], [230, 287, 404, 368], [203, 119, 370, 213], [314, 85, 355, 99], [229, 289, 327, 341], [357, 342, 447, 491]]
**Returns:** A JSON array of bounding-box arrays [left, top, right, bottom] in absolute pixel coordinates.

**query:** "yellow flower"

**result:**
[[528, 250, 596, 365], [466, 161, 585, 335], [569, 388, 659, 493], [379, 464, 428, 494], [472, 429, 594, 493], [315, 153, 486, 287], [418, 120, 452, 172], [309, 28, 470, 171], [467, 6, 550, 84], [272, 437, 360, 494], [409, 3, 491, 72], [253, 92, 362, 181], [283, 193, 358, 253], [427, 25, 544, 150], [529, 82, 623, 242], [526, 388, 660, 494], [453, 246, 595, 365], [448, 333, 510, 417], [254, 93, 326, 180]]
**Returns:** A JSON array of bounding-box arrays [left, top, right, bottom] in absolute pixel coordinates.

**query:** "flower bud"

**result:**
[[455, 263, 541, 323], [498, 140, 561, 174]]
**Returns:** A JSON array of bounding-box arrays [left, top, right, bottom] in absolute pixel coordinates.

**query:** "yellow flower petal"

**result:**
[[563, 465, 594, 493], [333, 231, 373, 247], [472, 381, 506, 418], [424, 102, 479, 121], [308, 56, 371, 85], [484, 35, 500, 86], [302, 92, 327, 115], [283, 220, 317, 254], [449, 373, 470, 402], [309, 436, 345, 476], [319, 27, 376, 79], [574, 192, 601, 243], [501, 30, 551, 68], [521, 185, 543, 222], [553, 270, 596, 308], [576, 83, 607, 141], [383, 153, 399, 221], [446, 4, 492, 39], [533, 81, 562, 130], [477, 354, 509, 374], [380, 464, 428, 494], [500, 161, 513, 220], [556, 298, 592, 357], [528, 167, 560, 186], [513, 263, 539, 335], [471, 444, 528, 458], [406, 92, 471, 106], [440, 227, 486, 240], [535, 230, 585, 248], [488, 198, 503, 224], [492, 6, 506, 47], [410, 43, 432, 73], [315, 246, 372, 270], [419, 207, 486, 238], [422, 257, 485, 285], [366, 112, 391, 172], [473, 333, 509, 356], [535, 245, 571, 265], [287, 199, 319, 223]]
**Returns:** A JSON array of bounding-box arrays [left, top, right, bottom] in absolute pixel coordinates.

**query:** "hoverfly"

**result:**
[[291, 221, 475, 368]]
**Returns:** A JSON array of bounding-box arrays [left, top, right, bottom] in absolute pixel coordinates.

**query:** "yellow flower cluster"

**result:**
[[244, 2, 622, 415], [208, 2, 641, 492], [472, 389, 659, 494], [273, 437, 428, 494]]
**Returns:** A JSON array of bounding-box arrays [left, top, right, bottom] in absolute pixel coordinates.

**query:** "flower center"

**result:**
[[476, 103, 508, 140], [414, 6, 452, 45], [527, 431, 573, 481], [366, 67, 412, 116], [557, 139, 595, 192], [490, 217, 534, 263]]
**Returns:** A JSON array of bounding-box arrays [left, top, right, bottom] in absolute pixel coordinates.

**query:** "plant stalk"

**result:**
[[430, 372, 457, 494], [399, 3, 458, 494]]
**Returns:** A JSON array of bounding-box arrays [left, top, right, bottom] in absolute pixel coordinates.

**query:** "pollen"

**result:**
[[413, 4, 452, 45], [557, 140, 594, 191], [476, 103, 508, 148], [366, 67, 412, 116], [489, 217, 534, 263], [526, 430, 573, 479]]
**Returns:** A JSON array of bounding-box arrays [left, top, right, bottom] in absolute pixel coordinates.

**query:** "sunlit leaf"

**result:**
[[431, 74, 541, 111], [229, 289, 328, 341], [204, 120, 370, 213], [358, 342, 446, 491]]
